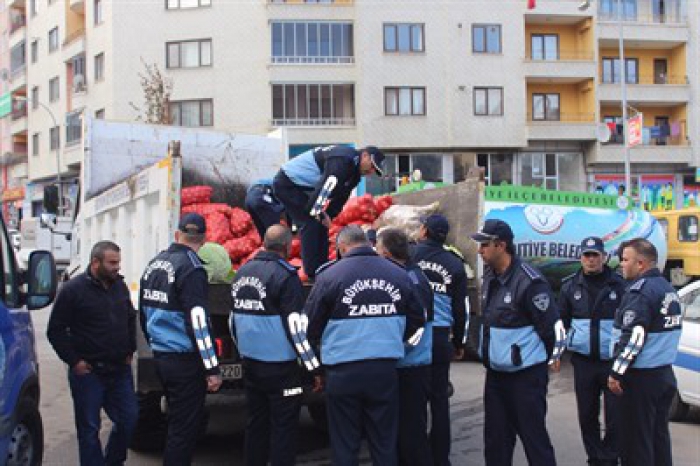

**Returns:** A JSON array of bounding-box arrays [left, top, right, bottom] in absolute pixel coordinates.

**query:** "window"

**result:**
[[531, 34, 558, 60], [48, 27, 59, 53], [30, 0, 37, 17], [49, 76, 59, 102], [32, 133, 40, 156], [49, 126, 60, 150], [271, 22, 354, 63], [167, 39, 212, 68], [71, 54, 86, 93], [10, 42, 26, 74], [95, 109, 105, 119], [599, 0, 638, 21], [166, 0, 211, 9], [681, 288, 700, 323], [678, 215, 698, 242], [94, 0, 103, 25], [383, 23, 424, 52], [66, 111, 82, 145], [31, 87, 39, 110], [272, 83, 355, 125], [474, 87, 503, 116], [31, 40, 38, 64], [477, 154, 514, 186], [602, 57, 638, 84], [0, 219, 19, 307], [521, 153, 558, 190], [169, 99, 213, 127], [94, 53, 105, 81], [532, 93, 560, 121], [472, 25, 501, 54], [384, 87, 426, 116]]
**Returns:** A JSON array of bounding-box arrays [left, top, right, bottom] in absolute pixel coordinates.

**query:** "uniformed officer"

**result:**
[[306, 225, 425, 466], [410, 214, 467, 466], [608, 238, 682, 466], [230, 224, 319, 466], [245, 178, 286, 239], [273, 145, 385, 280], [471, 219, 565, 466], [558, 236, 626, 466], [376, 227, 434, 466], [139, 213, 222, 466]]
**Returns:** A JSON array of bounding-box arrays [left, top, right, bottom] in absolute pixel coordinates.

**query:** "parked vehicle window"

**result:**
[[681, 289, 700, 323], [678, 215, 698, 242], [0, 224, 19, 307], [657, 218, 668, 238]]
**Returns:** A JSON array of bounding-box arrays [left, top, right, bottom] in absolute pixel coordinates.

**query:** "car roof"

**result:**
[[679, 280, 700, 298]]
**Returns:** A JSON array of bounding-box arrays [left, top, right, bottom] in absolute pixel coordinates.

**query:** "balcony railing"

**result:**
[[9, 13, 27, 34], [11, 99, 27, 120], [527, 112, 596, 123], [600, 74, 688, 85], [598, 0, 687, 24], [271, 56, 355, 64], [63, 28, 86, 47], [526, 50, 595, 61], [602, 120, 688, 146], [271, 117, 356, 126], [268, 0, 353, 4]]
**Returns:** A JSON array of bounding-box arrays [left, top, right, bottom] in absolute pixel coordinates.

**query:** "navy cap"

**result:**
[[580, 236, 605, 255], [179, 213, 206, 234], [470, 219, 514, 243], [421, 214, 450, 241], [364, 146, 385, 177]]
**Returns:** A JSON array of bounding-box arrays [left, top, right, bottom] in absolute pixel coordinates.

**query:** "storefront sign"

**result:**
[[628, 114, 643, 147], [696, 168, 700, 183], [1, 187, 25, 202], [485, 185, 629, 210], [0, 93, 11, 119]]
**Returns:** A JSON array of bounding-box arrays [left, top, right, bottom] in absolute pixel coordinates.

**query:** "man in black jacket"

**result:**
[[47, 240, 139, 466], [273, 145, 384, 279]]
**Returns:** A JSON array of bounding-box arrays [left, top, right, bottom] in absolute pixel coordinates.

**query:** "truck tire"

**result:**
[[307, 403, 328, 432], [668, 390, 689, 422], [5, 399, 43, 466], [130, 391, 167, 452]]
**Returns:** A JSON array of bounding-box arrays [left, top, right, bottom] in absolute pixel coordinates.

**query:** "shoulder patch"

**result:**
[[520, 262, 542, 281], [629, 278, 646, 291], [277, 258, 298, 274], [315, 259, 337, 276], [187, 251, 203, 268], [407, 269, 422, 286]]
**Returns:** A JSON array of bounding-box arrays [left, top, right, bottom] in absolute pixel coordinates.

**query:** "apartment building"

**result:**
[[2, 0, 698, 216]]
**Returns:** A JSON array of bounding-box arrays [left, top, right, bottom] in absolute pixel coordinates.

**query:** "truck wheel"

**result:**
[[6, 399, 43, 466], [669, 390, 689, 422], [130, 392, 167, 452], [307, 403, 328, 432]]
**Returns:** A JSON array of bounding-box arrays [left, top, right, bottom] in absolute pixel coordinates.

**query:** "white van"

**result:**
[[670, 280, 700, 420]]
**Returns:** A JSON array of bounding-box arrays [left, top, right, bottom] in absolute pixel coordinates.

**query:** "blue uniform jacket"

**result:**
[[398, 263, 434, 368], [230, 251, 318, 371], [247, 178, 284, 213], [480, 257, 560, 372], [139, 243, 219, 375], [411, 240, 468, 349], [280, 145, 362, 218], [558, 266, 626, 360], [306, 246, 425, 367], [610, 268, 682, 379]]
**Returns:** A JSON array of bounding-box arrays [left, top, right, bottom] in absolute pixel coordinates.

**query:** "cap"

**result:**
[[580, 236, 605, 255], [421, 214, 449, 241], [364, 146, 385, 177], [470, 219, 514, 243], [179, 212, 206, 234]]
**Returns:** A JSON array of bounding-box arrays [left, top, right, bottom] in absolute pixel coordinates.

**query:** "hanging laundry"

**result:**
[[649, 126, 662, 139], [671, 121, 681, 137], [642, 128, 651, 145], [660, 124, 671, 137]]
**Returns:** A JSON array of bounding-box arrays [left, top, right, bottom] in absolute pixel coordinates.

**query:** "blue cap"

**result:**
[[470, 219, 514, 243], [421, 214, 450, 241], [364, 146, 385, 176], [580, 236, 605, 255], [179, 213, 206, 234]]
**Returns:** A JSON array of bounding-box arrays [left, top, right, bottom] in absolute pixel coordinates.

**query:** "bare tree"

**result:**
[[129, 60, 173, 125]]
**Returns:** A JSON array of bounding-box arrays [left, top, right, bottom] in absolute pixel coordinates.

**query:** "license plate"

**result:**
[[220, 363, 243, 380]]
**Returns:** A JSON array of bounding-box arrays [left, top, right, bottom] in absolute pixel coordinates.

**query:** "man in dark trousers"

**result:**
[[558, 237, 626, 466], [139, 213, 222, 466], [471, 219, 566, 466], [273, 145, 385, 279], [230, 224, 319, 466], [244, 178, 286, 239], [47, 241, 138, 465], [410, 214, 467, 466], [377, 227, 434, 466], [609, 238, 682, 466], [306, 225, 425, 466]]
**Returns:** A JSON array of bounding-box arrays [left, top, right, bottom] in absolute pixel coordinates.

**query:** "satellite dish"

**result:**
[[597, 124, 612, 143]]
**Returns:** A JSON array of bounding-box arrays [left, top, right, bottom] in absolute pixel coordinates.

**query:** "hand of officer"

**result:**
[[72, 360, 92, 376], [318, 212, 331, 229], [125, 354, 133, 365], [453, 348, 465, 361], [207, 375, 223, 393], [312, 375, 324, 393], [607, 376, 623, 395], [549, 359, 561, 373]]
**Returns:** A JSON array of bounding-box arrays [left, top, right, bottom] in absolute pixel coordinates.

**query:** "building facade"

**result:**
[[3, 0, 699, 216]]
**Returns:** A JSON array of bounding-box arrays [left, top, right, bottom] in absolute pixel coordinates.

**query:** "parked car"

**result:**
[[7, 228, 21, 251], [670, 280, 700, 421]]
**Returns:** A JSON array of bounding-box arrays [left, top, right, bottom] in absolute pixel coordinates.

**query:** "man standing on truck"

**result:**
[[272, 145, 385, 280], [139, 213, 223, 466], [410, 214, 467, 466], [608, 238, 682, 466], [245, 178, 286, 239], [306, 225, 425, 466], [47, 241, 139, 466], [558, 237, 625, 466], [471, 219, 565, 466], [230, 224, 319, 466], [376, 227, 434, 466]]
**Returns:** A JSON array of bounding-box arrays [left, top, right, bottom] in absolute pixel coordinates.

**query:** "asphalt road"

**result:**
[[35, 306, 700, 465]]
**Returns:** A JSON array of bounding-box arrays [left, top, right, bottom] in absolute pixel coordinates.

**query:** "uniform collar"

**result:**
[[638, 268, 662, 280], [494, 256, 520, 285], [168, 242, 195, 254], [574, 265, 617, 287], [419, 238, 445, 249], [253, 250, 285, 262], [343, 245, 377, 259]]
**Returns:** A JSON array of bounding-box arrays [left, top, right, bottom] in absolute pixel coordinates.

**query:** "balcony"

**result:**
[[271, 117, 355, 127], [524, 51, 596, 81], [524, 0, 596, 19], [11, 98, 27, 121], [527, 113, 597, 140], [590, 143, 692, 165], [597, 1, 688, 45], [8, 0, 26, 7], [70, 0, 85, 14], [63, 28, 86, 55], [598, 76, 690, 104], [9, 11, 26, 35]]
